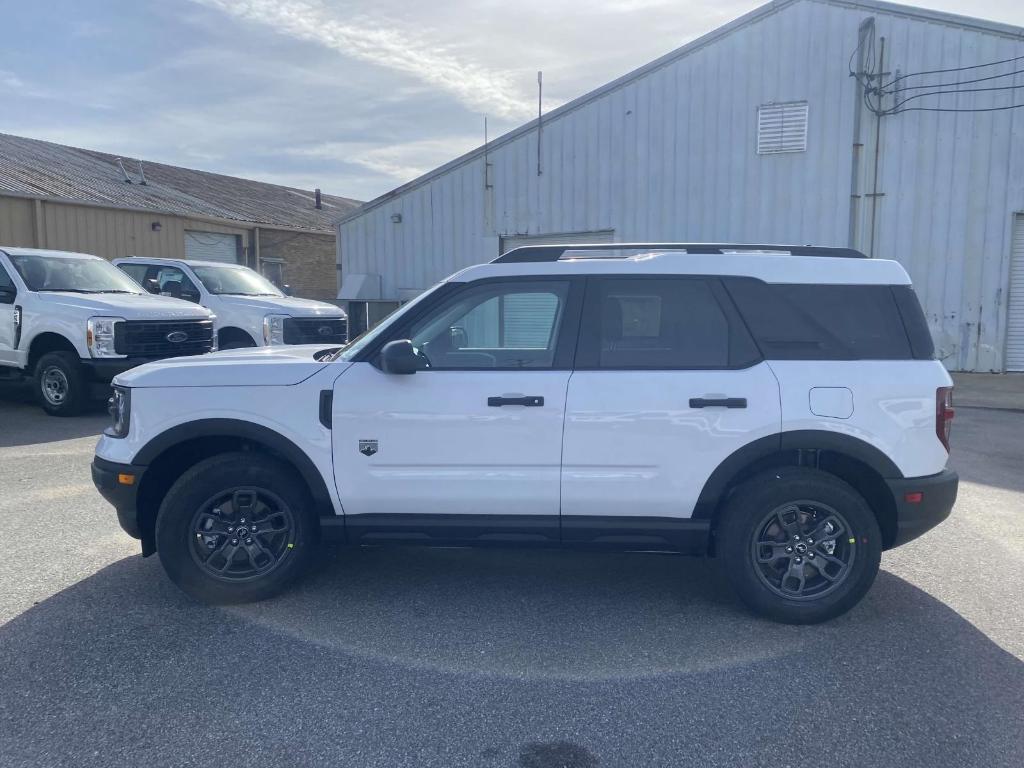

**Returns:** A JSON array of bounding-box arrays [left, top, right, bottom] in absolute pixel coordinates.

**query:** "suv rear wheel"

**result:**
[[34, 351, 86, 416], [717, 467, 882, 624], [155, 453, 318, 604]]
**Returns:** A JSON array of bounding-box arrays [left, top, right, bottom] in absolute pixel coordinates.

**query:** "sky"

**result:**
[[1, 0, 1023, 202]]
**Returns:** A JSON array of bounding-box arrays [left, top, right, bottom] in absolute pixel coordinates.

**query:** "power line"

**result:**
[[888, 83, 1024, 113], [879, 52, 1024, 90], [893, 67, 1024, 92], [888, 103, 1024, 114]]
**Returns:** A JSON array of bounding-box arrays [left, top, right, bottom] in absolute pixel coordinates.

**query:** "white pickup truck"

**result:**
[[113, 258, 348, 349], [0, 247, 215, 416]]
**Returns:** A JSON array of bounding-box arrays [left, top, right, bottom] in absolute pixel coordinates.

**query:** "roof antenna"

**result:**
[[136, 160, 148, 186], [115, 158, 133, 184]]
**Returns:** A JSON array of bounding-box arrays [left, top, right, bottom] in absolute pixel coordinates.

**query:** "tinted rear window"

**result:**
[[724, 278, 924, 360], [576, 277, 760, 369]]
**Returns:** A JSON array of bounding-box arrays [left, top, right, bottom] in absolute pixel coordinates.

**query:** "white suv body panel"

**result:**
[[112, 257, 346, 347], [770, 359, 953, 478], [0, 248, 213, 372], [561, 363, 782, 520]]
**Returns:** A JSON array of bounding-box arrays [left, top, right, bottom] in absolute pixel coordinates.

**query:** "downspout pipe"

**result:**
[[848, 16, 874, 251]]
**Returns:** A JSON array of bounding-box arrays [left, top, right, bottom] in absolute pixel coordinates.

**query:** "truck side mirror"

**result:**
[[0, 286, 15, 304], [380, 340, 425, 374], [282, 284, 293, 296]]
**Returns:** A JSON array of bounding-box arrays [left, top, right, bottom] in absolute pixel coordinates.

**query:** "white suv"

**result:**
[[91, 243, 958, 623], [0, 247, 215, 416], [113, 257, 348, 349]]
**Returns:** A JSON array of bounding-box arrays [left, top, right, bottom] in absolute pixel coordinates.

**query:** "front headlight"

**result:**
[[105, 386, 131, 438], [87, 316, 125, 358], [263, 314, 290, 345]]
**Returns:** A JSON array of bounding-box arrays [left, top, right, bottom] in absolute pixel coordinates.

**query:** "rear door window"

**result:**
[[576, 277, 759, 369]]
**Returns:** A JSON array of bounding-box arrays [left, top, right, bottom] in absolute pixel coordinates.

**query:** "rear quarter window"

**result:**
[[724, 278, 920, 360]]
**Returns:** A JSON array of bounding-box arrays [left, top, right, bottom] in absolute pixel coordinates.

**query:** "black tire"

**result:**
[[218, 329, 257, 350], [717, 467, 882, 624], [34, 351, 87, 416], [155, 452, 319, 604]]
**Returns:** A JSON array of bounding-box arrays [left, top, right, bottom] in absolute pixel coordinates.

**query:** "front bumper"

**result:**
[[91, 456, 147, 546], [885, 469, 959, 548]]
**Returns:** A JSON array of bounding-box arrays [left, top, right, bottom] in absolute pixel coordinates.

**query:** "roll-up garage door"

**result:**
[[1007, 215, 1024, 371], [499, 230, 614, 254], [185, 231, 240, 263]]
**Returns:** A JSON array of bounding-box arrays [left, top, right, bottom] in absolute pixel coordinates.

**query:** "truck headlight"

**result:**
[[86, 317, 125, 358], [262, 314, 289, 345], [105, 386, 131, 438]]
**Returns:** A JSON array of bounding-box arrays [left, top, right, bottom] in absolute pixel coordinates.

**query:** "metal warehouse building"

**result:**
[[337, 0, 1024, 371]]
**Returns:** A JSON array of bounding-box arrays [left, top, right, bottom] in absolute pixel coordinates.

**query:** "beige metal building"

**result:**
[[0, 133, 360, 301]]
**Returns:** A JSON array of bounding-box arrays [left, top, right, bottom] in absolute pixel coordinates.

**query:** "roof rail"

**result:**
[[492, 243, 867, 264]]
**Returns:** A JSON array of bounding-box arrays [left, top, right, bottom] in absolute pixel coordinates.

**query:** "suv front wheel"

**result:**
[[717, 467, 882, 624], [156, 453, 318, 604]]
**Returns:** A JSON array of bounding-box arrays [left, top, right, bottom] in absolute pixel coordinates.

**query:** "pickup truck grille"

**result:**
[[114, 319, 215, 358], [283, 317, 348, 345]]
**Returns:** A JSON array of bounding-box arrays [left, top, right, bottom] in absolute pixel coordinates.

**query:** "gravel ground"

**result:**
[[0, 390, 1021, 768]]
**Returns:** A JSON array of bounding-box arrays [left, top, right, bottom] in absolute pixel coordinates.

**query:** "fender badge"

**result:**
[[359, 439, 378, 457]]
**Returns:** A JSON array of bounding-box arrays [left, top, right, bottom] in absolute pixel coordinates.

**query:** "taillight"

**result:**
[[936, 386, 954, 452]]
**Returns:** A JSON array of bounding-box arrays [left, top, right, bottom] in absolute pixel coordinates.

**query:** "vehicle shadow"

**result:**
[[0, 394, 107, 447], [0, 549, 1021, 767]]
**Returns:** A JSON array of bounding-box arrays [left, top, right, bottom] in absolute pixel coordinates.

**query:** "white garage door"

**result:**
[[499, 230, 614, 254], [185, 231, 240, 263], [1007, 215, 1024, 372]]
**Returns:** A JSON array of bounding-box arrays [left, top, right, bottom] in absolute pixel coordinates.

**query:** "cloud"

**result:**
[[189, 0, 535, 119], [285, 136, 480, 182]]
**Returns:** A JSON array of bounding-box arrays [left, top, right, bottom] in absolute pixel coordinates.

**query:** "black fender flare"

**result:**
[[692, 430, 903, 519], [134, 418, 335, 514]]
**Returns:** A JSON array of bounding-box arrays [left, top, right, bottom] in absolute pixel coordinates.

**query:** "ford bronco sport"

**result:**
[[91, 243, 958, 623]]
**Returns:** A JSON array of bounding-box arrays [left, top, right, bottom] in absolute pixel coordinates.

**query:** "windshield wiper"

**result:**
[[98, 290, 141, 294], [38, 288, 100, 294]]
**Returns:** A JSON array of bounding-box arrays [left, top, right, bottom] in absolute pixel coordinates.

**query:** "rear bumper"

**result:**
[[885, 469, 959, 548], [91, 456, 146, 544]]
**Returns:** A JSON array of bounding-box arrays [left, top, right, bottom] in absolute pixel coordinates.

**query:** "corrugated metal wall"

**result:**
[[338, 0, 1024, 371], [0, 197, 251, 261]]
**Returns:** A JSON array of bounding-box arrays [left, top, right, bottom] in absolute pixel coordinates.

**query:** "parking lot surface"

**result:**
[[0, 391, 1022, 768]]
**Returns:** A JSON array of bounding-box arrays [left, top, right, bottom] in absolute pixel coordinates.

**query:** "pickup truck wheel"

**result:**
[[717, 468, 881, 624], [34, 351, 86, 416], [155, 453, 318, 604]]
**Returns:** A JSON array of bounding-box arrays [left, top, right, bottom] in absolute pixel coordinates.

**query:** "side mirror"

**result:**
[[282, 284, 293, 296], [0, 286, 15, 304], [142, 278, 160, 294], [380, 339, 425, 375]]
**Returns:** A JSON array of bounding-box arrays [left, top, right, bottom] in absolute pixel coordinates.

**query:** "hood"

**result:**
[[215, 295, 345, 317], [36, 292, 214, 320], [114, 345, 350, 388]]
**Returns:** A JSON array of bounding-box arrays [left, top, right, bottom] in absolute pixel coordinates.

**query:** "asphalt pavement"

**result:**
[[0, 389, 1021, 768]]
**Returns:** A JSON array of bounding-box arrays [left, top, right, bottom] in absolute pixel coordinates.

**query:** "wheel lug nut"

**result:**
[[231, 538, 238, 545], [794, 535, 801, 541], [808, 552, 815, 558], [245, 538, 253, 545], [786, 546, 793, 553], [795, 557, 803, 563], [240, 518, 246, 523], [228, 526, 235, 533]]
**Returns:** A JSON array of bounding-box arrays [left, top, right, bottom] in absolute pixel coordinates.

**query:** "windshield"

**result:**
[[192, 265, 283, 296], [334, 283, 443, 362], [11, 253, 144, 294]]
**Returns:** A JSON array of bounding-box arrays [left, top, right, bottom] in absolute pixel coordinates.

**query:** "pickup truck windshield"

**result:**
[[11, 254, 144, 294], [192, 265, 284, 297]]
